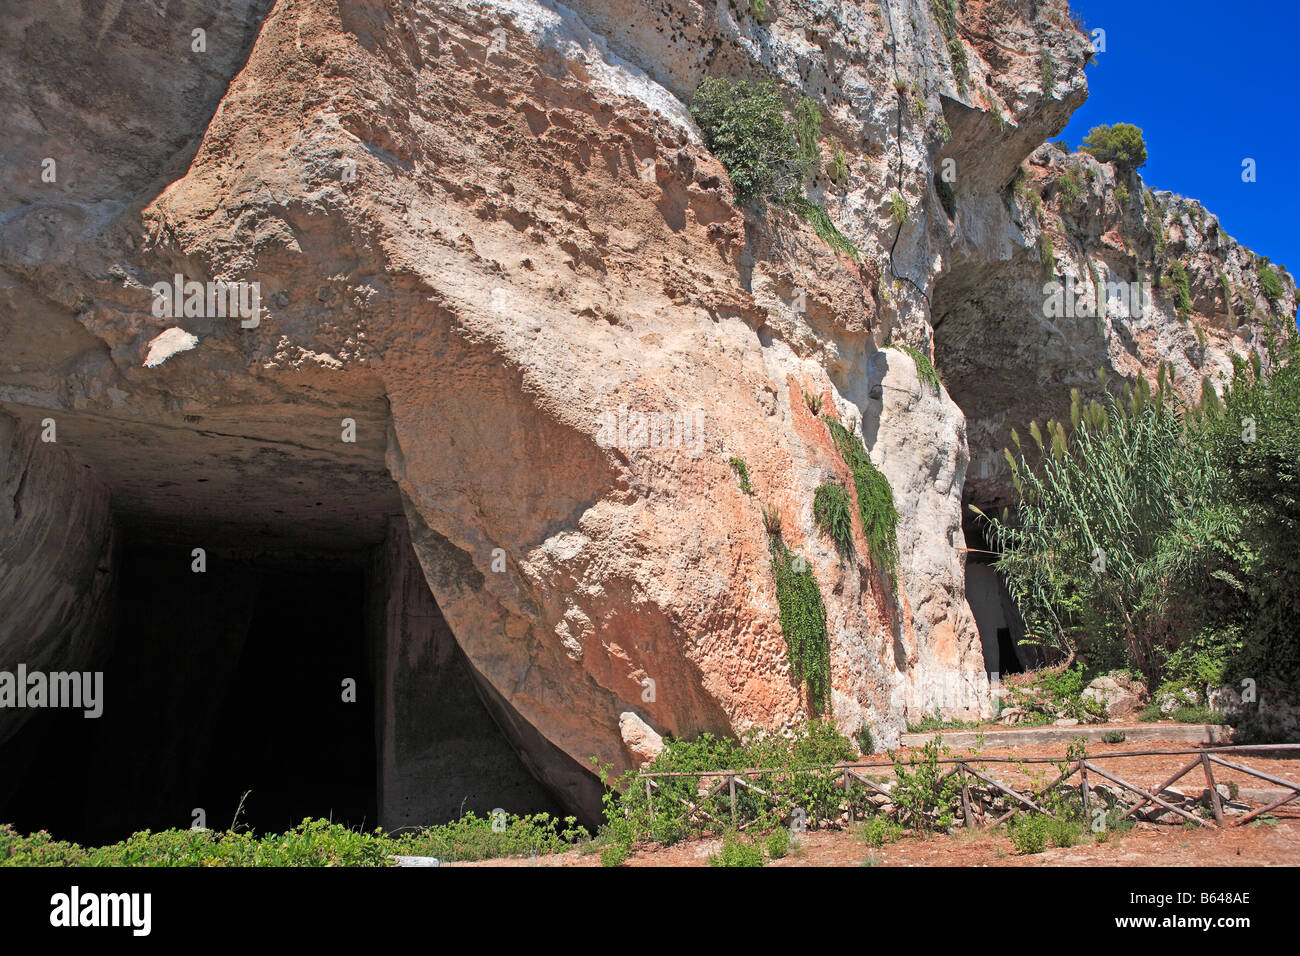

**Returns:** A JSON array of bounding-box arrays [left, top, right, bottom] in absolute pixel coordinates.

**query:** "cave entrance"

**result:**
[[0, 403, 567, 845]]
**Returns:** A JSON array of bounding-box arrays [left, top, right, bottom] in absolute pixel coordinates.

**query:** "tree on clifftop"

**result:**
[[1080, 123, 1148, 176]]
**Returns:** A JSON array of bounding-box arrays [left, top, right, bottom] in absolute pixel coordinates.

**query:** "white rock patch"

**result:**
[[143, 328, 198, 368]]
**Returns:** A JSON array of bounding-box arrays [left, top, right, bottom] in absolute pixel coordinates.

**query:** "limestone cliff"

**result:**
[[1, 0, 1293, 822]]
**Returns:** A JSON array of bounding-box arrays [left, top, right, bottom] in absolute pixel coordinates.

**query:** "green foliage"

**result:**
[[600, 841, 630, 867], [1081, 123, 1148, 176], [890, 191, 909, 227], [1167, 259, 1193, 314], [595, 722, 856, 850], [1056, 169, 1081, 206], [930, 0, 968, 86], [814, 481, 855, 565], [822, 416, 900, 579], [1102, 730, 1127, 744], [1257, 261, 1284, 303], [859, 815, 903, 847], [976, 353, 1300, 694], [1039, 49, 1056, 94], [804, 391, 825, 414], [765, 827, 790, 860], [1114, 183, 1130, 206], [729, 456, 753, 494], [793, 95, 822, 170], [1009, 814, 1050, 854], [888, 343, 942, 393], [792, 196, 862, 261], [890, 738, 963, 831], [855, 723, 875, 755], [709, 831, 766, 867], [832, 145, 848, 184], [0, 814, 587, 867], [1039, 232, 1056, 274], [1144, 191, 1167, 256], [749, 0, 769, 21], [771, 539, 831, 710], [690, 77, 806, 207]]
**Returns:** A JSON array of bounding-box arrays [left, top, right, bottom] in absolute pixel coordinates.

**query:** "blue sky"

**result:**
[[1061, 0, 1298, 284]]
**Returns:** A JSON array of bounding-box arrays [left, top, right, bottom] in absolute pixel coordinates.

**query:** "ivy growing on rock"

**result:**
[[821, 416, 900, 580]]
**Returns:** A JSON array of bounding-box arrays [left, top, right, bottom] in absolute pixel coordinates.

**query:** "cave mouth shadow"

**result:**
[[0, 534, 381, 846]]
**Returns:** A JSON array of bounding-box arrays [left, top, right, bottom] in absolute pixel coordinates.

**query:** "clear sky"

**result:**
[[1061, 0, 1298, 292]]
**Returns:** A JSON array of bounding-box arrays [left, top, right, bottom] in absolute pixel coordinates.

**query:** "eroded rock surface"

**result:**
[[1, 0, 1292, 819]]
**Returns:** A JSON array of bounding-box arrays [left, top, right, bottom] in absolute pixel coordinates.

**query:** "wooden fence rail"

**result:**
[[635, 744, 1300, 831]]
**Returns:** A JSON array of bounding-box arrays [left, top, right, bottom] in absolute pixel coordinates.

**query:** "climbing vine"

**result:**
[[769, 538, 831, 713], [821, 416, 900, 580]]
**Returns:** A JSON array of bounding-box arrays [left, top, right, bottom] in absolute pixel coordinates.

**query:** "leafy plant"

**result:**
[[792, 197, 862, 261], [888, 343, 941, 393], [804, 391, 824, 414], [1257, 261, 1284, 304], [1081, 123, 1148, 176], [690, 77, 806, 207], [1167, 259, 1193, 314], [890, 738, 963, 831], [1039, 232, 1056, 274], [1056, 169, 1081, 206], [814, 481, 855, 564], [1039, 49, 1056, 94], [890, 191, 909, 227], [822, 416, 900, 579], [771, 539, 832, 710], [859, 815, 902, 846], [765, 827, 790, 860], [729, 456, 753, 494], [709, 831, 766, 867]]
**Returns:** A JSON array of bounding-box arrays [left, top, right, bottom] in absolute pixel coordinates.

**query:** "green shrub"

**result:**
[[1010, 814, 1050, 854], [1039, 232, 1056, 274], [822, 417, 900, 579], [1114, 183, 1130, 206], [594, 722, 856, 850], [690, 77, 806, 207], [1102, 730, 1126, 744], [1257, 262, 1284, 303], [765, 827, 790, 860], [859, 815, 903, 846], [0, 814, 587, 868], [856, 723, 875, 755], [930, 0, 968, 85], [1081, 123, 1148, 176], [709, 832, 766, 867], [814, 481, 855, 564], [1056, 170, 1081, 206], [891, 738, 963, 831], [600, 842, 630, 867], [1047, 816, 1081, 848], [1039, 49, 1056, 94], [794, 96, 822, 169], [729, 456, 753, 494], [804, 391, 824, 414], [832, 146, 848, 184], [761, 501, 782, 536]]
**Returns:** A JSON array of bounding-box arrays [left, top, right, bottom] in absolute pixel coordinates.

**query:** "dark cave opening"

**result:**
[[0, 539, 380, 846], [0, 403, 578, 844]]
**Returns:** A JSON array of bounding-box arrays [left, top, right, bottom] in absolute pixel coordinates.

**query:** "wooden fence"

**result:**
[[635, 743, 1300, 831]]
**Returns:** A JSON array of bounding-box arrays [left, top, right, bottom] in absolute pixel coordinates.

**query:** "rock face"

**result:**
[[0, 0, 1293, 826]]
